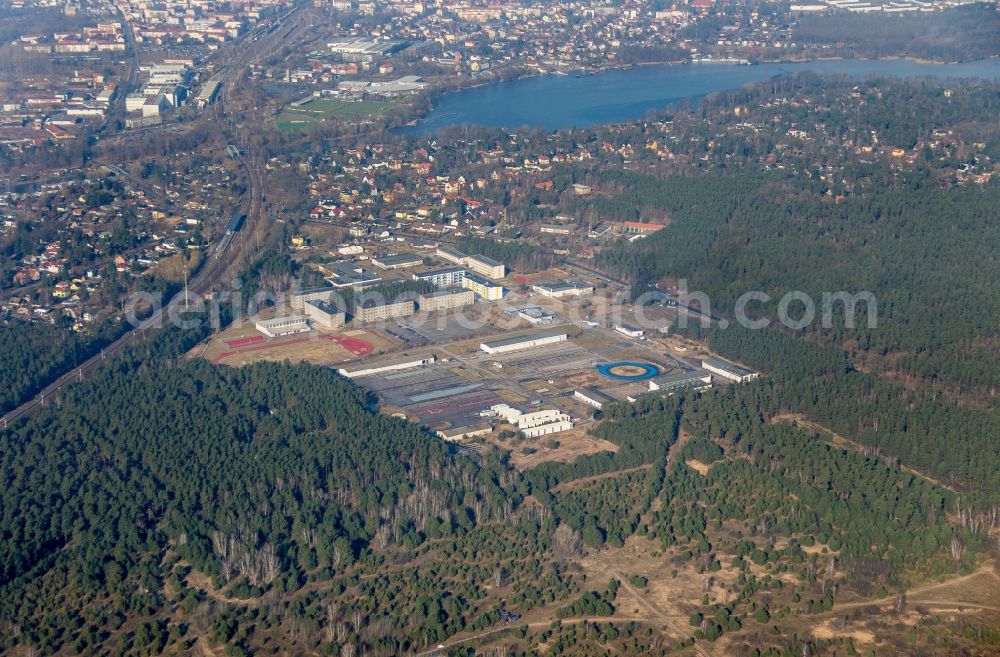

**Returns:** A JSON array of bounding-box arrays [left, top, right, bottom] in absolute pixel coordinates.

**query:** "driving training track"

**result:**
[[595, 361, 659, 381]]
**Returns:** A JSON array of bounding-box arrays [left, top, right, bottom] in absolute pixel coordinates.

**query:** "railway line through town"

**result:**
[[0, 16, 277, 432]]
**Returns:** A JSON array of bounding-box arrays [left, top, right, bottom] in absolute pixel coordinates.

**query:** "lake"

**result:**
[[400, 58, 1000, 134]]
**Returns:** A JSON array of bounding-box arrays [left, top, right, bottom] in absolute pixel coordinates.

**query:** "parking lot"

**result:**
[[353, 364, 502, 427], [485, 342, 605, 378]]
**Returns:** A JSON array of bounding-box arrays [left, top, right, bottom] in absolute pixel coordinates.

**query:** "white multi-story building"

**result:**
[[490, 404, 573, 437], [418, 288, 475, 311], [465, 254, 506, 279], [304, 300, 346, 329], [413, 266, 465, 288], [290, 287, 339, 311], [463, 272, 505, 302], [357, 299, 415, 323]]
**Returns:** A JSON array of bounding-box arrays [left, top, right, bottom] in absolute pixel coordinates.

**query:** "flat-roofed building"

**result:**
[[648, 371, 713, 394], [290, 286, 339, 311], [337, 354, 435, 378], [372, 252, 423, 270], [532, 279, 594, 298], [304, 299, 346, 329], [490, 403, 573, 437], [465, 254, 505, 279], [194, 80, 220, 107], [327, 37, 405, 63], [255, 315, 310, 338], [463, 272, 505, 301], [418, 288, 475, 311], [357, 298, 415, 323], [702, 358, 759, 383], [615, 323, 644, 338], [413, 266, 465, 288], [540, 223, 572, 235], [574, 387, 616, 410], [520, 421, 573, 437], [516, 306, 555, 325], [436, 244, 467, 265], [622, 221, 666, 235], [437, 423, 491, 442], [327, 261, 381, 288], [480, 328, 567, 354]]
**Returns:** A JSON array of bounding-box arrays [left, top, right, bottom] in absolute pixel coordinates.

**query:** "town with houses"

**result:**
[[0, 0, 999, 652], [1, 0, 989, 144], [0, 0, 997, 433]]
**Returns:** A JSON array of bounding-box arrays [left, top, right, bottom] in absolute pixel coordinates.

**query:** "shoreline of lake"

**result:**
[[399, 57, 1000, 135]]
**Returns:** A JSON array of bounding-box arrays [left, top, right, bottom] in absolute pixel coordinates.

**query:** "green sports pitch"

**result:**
[[276, 98, 389, 131]]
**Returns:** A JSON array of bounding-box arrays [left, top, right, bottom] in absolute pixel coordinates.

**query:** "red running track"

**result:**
[[333, 335, 373, 356], [226, 335, 266, 348]]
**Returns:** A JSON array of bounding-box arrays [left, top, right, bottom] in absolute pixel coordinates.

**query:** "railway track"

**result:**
[[0, 17, 275, 432]]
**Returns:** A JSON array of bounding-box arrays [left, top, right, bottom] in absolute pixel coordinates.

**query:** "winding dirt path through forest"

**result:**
[[827, 562, 1000, 612], [609, 568, 716, 657]]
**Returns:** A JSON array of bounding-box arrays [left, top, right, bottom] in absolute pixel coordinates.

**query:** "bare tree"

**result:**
[[950, 536, 965, 563], [552, 523, 584, 558]]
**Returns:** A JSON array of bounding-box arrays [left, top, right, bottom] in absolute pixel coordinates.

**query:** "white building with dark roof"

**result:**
[[480, 328, 567, 354], [702, 358, 759, 383]]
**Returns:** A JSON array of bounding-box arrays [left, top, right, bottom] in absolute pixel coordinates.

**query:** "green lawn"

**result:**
[[276, 98, 390, 131]]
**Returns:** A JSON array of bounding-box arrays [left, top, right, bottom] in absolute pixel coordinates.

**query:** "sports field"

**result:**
[[199, 322, 394, 367], [276, 98, 389, 131]]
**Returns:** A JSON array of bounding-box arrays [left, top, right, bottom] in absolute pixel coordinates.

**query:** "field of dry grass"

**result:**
[[493, 425, 619, 470]]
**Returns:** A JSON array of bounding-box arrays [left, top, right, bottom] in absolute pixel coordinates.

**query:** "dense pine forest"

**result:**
[[595, 175, 1000, 402], [2, 77, 999, 656], [0, 320, 121, 414], [1, 321, 994, 656]]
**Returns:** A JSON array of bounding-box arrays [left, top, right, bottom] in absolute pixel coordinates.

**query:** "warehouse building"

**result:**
[[648, 371, 713, 394], [194, 79, 220, 108], [436, 423, 492, 442], [702, 358, 759, 383], [290, 286, 339, 311], [574, 387, 616, 411], [304, 299, 346, 329], [413, 266, 465, 288], [255, 315, 311, 338], [539, 224, 572, 235], [615, 323, 645, 338], [337, 355, 435, 379], [357, 298, 415, 323], [418, 288, 475, 312], [327, 37, 406, 62], [532, 279, 594, 298], [372, 253, 424, 270], [480, 328, 567, 355], [465, 254, 506, 279]]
